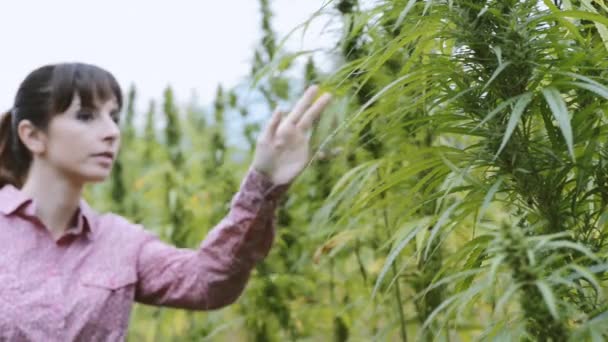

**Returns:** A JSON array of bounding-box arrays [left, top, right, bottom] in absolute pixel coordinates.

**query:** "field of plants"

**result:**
[[85, 0, 608, 340]]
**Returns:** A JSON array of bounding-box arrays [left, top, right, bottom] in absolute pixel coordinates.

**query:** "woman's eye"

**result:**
[[111, 114, 120, 124], [77, 111, 94, 121]]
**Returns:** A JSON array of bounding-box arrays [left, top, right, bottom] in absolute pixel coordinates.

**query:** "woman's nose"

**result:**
[[101, 115, 120, 141]]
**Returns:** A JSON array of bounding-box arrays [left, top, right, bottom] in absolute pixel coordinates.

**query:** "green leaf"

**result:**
[[542, 87, 575, 161], [420, 292, 460, 332], [392, 0, 418, 32], [419, 268, 482, 299], [424, 200, 460, 260], [431, 235, 492, 285], [486, 254, 506, 286], [536, 281, 559, 319], [423, 0, 434, 14], [317, 72, 413, 152], [483, 61, 512, 91], [496, 283, 523, 314], [542, 0, 560, 11], [562, 72, 608, 94], [373, 224, 423, 297], [472, 95, 521, 130], [569, 264, 603, 298], [568, 82, 608, 100], [543, 240, 599, 261], [494, 93, 534, 159], [577, 0, 608, 50], [476, 177, 503, 227], [549, 10, 608, 27]]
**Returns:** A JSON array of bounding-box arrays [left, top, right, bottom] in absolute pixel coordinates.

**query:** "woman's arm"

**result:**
[[134, 85, 331, 310], [134, 167, 288, 310]]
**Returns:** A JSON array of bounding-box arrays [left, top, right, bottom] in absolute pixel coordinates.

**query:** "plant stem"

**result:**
[[377, 170, 408, 342]]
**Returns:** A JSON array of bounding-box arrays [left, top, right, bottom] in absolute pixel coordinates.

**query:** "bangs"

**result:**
[[50, 63, 123, 114]]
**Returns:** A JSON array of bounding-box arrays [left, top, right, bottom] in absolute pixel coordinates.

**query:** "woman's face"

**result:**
[[43, 93, 121, 184]]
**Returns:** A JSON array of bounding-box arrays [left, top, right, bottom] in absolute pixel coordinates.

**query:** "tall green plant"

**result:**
[[316, 0, 608, 340]]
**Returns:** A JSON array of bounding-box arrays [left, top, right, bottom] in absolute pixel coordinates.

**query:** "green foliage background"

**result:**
[[85, 0, 608, 340]]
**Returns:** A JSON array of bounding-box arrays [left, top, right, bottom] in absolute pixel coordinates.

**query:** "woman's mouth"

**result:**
[[92, 152, 114, 166]]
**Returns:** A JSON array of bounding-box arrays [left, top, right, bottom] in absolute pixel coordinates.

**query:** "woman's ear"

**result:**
[[17, 120, 47, 155]]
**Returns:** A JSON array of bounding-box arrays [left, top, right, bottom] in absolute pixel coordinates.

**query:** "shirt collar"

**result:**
[[0, 184, 97, 241]]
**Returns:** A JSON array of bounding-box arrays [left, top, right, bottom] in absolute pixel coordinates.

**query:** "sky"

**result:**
[[0, 0, 336, 113]]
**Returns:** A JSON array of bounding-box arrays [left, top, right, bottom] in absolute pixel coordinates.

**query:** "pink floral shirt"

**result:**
[[0, 168, 288, 341]]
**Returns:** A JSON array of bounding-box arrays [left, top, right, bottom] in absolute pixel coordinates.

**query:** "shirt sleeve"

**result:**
[[134, 167, 290, 310]]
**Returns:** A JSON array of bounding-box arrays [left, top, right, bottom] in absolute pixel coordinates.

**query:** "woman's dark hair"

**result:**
[[0, 62, 123, 188]]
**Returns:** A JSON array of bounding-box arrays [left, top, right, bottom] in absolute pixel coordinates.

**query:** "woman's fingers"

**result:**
[[297, 93, 332, 130], [287, 85, 319, 124], [264, 86, 331, 141], [263, 109, 284, 139]]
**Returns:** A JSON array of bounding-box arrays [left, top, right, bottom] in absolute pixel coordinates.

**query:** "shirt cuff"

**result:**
[[243, 167, 291, 202]]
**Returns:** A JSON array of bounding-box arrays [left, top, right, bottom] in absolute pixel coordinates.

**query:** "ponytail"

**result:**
[[0, 110, 26, 188]]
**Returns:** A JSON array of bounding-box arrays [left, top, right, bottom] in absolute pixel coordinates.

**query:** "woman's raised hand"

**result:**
[[252, 85, 332, 185]]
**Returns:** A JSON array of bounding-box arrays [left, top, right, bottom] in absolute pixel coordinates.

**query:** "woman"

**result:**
[[0, 63, 332, 340]]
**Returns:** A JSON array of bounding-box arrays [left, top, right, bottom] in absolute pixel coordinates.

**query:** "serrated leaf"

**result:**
[[543, 240, 599, 261], [569, 81, 608, 100], [542, 87, 575, 161], [373, 224, 423, 297], [536, 281, 559, 319], [472, 95, 520, 130], [496, 283, 523, 314], [424, 200, 460, 260], [393, 0, 418, 32], [569, 264, 603, 298], [483, 61, 512, 91], [476, 177, 503, 227], [550, 10, 608, 27], [494, 93, 533, 159]]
